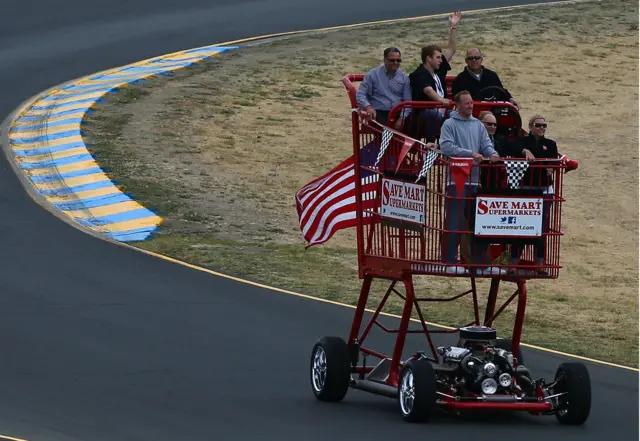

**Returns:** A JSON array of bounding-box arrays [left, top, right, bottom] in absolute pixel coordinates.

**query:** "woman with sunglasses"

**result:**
[[515, 115, 558, 179], [508, 115, 558, 275]]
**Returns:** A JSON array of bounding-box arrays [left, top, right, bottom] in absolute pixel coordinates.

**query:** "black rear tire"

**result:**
[[554, 362, 591, 425], [397, 359, 437, 422], [310, 336, 351, 402]]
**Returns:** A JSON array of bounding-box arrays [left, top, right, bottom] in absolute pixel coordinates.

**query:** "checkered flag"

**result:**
[[374, 129, 393, 167], [416, 148, 439, 182], [505, 160, 529, 189]]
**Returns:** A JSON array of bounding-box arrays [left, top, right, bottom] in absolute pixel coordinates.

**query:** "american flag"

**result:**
[[295, 140, 381, 247]]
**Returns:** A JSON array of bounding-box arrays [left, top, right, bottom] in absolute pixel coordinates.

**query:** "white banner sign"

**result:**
[[380, 178, 425, 224], [474, 196, 543, 237]]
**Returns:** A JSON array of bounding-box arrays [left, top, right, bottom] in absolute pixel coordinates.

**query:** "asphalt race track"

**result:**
[[0, 0, 638, 440]]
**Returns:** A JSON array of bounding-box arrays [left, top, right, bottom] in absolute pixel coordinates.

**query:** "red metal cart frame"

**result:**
[[308, 74, 588, 424]]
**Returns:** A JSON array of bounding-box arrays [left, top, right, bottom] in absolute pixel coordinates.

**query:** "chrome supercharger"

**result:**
[[427, 325, 533, 398]]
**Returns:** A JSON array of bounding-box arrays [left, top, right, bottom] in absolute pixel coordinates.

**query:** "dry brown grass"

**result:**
[[82, 0, 639, 366]]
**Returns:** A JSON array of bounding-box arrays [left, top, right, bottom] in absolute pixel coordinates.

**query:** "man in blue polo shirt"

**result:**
[[356, 47, 412, 129]]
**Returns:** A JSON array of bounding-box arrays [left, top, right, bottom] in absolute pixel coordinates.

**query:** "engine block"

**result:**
[[434, 326, 523, 396]]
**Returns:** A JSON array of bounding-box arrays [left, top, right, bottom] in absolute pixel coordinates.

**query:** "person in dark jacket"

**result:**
[[478, 111, 512, 155], [452, 48, 519, 109], [407, 11, 462, 141], [406, 45, 451, 141], [477, 111, 512, 189], [510, 115, 559, 187], [508, 115, 559, 274]]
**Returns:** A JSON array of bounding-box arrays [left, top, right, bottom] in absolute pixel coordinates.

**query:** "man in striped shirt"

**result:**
[[356, 47, 412, 129]]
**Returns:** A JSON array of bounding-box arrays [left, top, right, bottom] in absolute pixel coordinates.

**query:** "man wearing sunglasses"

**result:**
[[479, 111, 511, 156], [451, 48, 519, 109], [478, 111, 513, 190], [355, 47, 412, 129]]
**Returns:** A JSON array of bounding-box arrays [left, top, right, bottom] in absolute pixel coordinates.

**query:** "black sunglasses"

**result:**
[[387, 58, 402, 63], [466, 56, 482, 61], [483, 122, 497, 127], [534, 123, 547, 128]]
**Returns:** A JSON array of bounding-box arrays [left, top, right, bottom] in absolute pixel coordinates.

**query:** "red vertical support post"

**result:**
[[470, 277, 480, 325], [348, 275, 373, 344], [351, 111, 366, 278], [484, 278, 501, 327], [388, 273, 415, 387], [511, 280, 528, 360]]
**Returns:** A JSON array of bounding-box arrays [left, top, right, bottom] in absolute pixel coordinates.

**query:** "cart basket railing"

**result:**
[[350, 115, 578, 280]]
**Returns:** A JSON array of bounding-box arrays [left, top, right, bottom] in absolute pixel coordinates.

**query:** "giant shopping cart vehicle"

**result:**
[[301, 73, 589, 425]]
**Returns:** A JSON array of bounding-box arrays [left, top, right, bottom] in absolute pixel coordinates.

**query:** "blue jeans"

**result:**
[[409, 108, 446, 141], [510, 195, 552, 263], [443, 185, 490, 265]]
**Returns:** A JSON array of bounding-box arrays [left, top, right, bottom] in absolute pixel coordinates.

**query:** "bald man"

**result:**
[[477, 110, 513, 190], [452, 48, 519, 108], [478, 111, 512, 156]]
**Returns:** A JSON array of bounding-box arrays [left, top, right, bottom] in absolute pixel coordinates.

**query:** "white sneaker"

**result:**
[[410, 263, 443, 273], [445, 266, 468, 275], [479, 267, 507, 276], [509, 268, 535, 277]]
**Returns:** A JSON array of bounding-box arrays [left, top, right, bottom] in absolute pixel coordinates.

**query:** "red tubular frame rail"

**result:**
[[440, 401, 553, 412], [339, 74, 579, 407]]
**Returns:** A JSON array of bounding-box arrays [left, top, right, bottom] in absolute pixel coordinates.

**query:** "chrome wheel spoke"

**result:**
[[399, 370, 415, 415], [311, 347, 328, 391]]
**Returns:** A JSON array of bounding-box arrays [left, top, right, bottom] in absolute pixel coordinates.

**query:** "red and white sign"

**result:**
[[474, 196, 543, 237], [381, 178, 425, 224]]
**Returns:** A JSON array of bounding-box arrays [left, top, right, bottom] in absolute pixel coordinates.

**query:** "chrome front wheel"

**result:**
[[309, 336, 351, 402], [399, 368, 415, 416], [311, 346, 327, 393], [397, 359, 437, 423]]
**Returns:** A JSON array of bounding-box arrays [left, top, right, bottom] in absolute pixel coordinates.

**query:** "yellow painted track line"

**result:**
[[26, 160, 97, 176], [32, 173, 110, 192], [62, 200, 144, 219], [12, 135, 85, 151], [14, 147, 88, 163], [86, 216, 163, 233], [11, 112, 86, 125], [46, 186, 122, 203], [36, 91, 106, 105], [0, 435, 30, 441], [9, 123, 80, 139]]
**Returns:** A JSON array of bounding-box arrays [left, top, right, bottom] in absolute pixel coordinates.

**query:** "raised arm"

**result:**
[[442, 11, 462, 62]]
